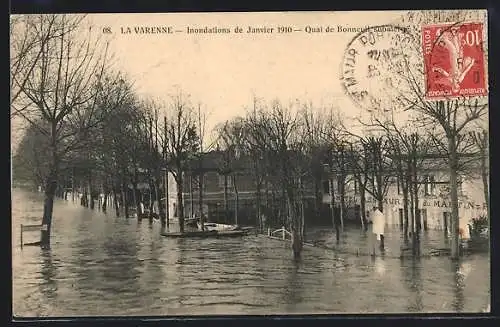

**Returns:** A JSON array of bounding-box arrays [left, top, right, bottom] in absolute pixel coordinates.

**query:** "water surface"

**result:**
[[12, 188, 490, 316]]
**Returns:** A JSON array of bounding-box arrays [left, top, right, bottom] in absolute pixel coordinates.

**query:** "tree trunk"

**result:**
[[300, 198, 305, 242], [189, 174, 194, 219], [122, 181, 129, 218], [403, 183, 410, 241], [154, 178, 160, 220], [102, 185, 108, 213], [176, 175, 185, 233], [131, 172, 139, 216], [113, 185, 120, 217], [480, 153, 489, 220], [40, 167, 58, 248], [156, 176, 165, 225], [256, 182, 262, 231], [289, 197, 303, 259], [449, 135, 460, 259], [199, 172, 205, 231], [223, 173, 229, 224], [377, 197, 384, 213], [233, 174, 239, 225], [408, 169, 417, 256], [339, 177, 345, 232], [82, 184, 88, 207], [148, 178, 155, 218], [329, 178, 339, 242], [413, 160, 421, 234], [71, 168, 75, 202], [89, 173, 94, 210], [164, 170, 169, 227], [360, 186, 367, 231], [314, 178, 322, 223]]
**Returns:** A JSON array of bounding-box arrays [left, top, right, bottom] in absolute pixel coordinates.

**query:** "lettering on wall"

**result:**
[[332, 195, 486, 210]]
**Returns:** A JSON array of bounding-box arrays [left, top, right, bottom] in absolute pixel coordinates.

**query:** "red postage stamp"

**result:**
[[422, 22, 487, 99]]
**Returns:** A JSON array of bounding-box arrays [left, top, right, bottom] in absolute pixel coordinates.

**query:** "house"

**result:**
[[165, 147, 487, 233], [321, 153, 488, 235], [179, 150, 324, 225]]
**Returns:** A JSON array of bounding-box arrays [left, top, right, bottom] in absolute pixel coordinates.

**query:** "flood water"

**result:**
[[12, 188, 490, 317]]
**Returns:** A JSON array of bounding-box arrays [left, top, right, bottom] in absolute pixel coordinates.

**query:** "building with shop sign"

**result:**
[[321, 156, 488, 238]]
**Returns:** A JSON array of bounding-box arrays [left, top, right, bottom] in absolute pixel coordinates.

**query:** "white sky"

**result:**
[[87, 11, 406, 133], [11, 10, 488, 152]]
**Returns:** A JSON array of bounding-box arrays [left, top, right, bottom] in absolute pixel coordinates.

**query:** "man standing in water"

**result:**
[[371, 206, 386, 255]]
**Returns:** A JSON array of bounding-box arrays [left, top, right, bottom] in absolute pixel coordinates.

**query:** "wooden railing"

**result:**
[[20, 224, 46, 249], [267, 226, 292, 240]]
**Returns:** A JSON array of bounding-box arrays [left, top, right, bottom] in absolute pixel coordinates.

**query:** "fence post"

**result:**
[[267, 227, 270, 236], [282, 226, 285, 240], [20, 224, 23, 249]]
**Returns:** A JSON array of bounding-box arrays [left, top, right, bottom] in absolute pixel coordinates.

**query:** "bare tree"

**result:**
[[194, 103, 209, 230], [243, 99, 275, 230], [346, 129, 393, 215], [215, 117, 247, 226], [11, 14, 123, 247], [164, 91, 199, 233], [389, 10, 488, 259], [368, 115, 436, 254], [10, 15, 83, 110], [246, 100, 305, 258], [300, 103, 332, 228], [346, 139, 370, 231], [320, 109, 350, 241], [470, 129, 489, 220]]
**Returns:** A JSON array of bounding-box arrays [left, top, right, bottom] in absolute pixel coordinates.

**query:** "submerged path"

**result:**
[[12, 189, 491, 316]]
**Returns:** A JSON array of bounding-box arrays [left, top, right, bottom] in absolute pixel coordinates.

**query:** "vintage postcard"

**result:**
[[10, 10, 489, 317]]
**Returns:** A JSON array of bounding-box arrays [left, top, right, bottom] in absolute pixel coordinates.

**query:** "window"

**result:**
[[423, 175, 436, 196], [397, 177, 403, 195], [218, 174, 233, 189], [323, 180, 330, 194]]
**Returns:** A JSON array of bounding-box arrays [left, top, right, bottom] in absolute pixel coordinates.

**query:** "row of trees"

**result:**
[[212, 98, 488, 258], [13, 91, 489, 260], [11, 13, 489, 260]]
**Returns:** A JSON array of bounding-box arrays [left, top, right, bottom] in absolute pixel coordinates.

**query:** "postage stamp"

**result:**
[[422, 22, 487, 99], [340, 24, 420, 112]]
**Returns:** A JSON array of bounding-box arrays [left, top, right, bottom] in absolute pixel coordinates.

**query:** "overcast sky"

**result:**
[[88, 11, 406, 133]]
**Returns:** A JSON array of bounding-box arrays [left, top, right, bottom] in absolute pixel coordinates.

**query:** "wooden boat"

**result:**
[[197, 222, 240, 232], [161, 229, 249, 238]]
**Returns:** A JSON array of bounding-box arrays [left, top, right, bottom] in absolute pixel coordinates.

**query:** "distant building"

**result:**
[[321, 155, 488, 236], [180, 150, 321, 225], [168, 149, 487, 232]]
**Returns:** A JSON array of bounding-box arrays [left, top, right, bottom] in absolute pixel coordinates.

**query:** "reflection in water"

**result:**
[[175, 238, 189, 310], [12, 189, 491, 316], [283, 259, 303, 311], [101, 233, 142, 293], [39, 249, 58, 301], [451, 261, 465, 312], [400, 257, 423, 312], [374, 257, 386, 276]]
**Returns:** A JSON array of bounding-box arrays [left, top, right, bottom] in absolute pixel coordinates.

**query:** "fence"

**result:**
[[20, 224, 46, 248], [267, 226, 292, 240]]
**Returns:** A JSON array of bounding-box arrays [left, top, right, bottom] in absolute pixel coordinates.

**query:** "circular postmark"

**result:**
[[340, 24, 421, 112]]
